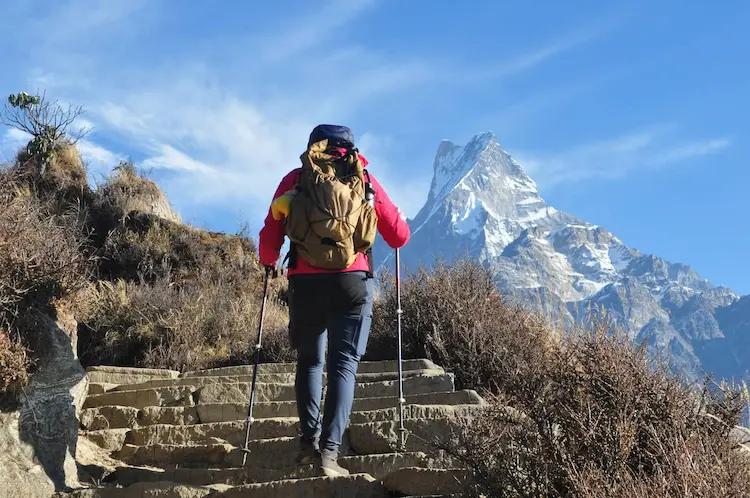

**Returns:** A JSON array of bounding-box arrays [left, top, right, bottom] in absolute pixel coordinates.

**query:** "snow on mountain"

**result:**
[[391, 132, 748, 382]]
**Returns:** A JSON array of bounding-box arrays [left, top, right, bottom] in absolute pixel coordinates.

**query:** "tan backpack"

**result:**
[[285, 139, 378, 270]]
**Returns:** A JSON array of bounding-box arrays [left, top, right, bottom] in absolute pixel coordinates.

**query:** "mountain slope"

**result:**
[[394, 132, 747, 382]]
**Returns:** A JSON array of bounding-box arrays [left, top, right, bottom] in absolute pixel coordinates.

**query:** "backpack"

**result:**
[[285, 137, 378, 270]]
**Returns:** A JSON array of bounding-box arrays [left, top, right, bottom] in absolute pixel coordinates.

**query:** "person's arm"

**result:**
[[258, 169, 299, 267], [369, 173, 410, 248]]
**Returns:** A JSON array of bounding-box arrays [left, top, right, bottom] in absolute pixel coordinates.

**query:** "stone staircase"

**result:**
[[67, 359, 482, 497]]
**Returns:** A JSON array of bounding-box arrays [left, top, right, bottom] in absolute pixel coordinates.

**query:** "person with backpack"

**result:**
[[258, 124, 410, 476]]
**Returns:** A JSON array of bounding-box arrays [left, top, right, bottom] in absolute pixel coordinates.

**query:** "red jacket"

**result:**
[[259, 157, 410, 276]]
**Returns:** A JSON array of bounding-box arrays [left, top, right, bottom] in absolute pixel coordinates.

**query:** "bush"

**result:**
[[371, 260, 750, 497], [0, 169, 90, 324], [369, 260, 554, 392], [78, 270, 292, 371]]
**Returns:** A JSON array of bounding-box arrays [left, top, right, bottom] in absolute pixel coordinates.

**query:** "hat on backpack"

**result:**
[[308, 124, 354, 148]]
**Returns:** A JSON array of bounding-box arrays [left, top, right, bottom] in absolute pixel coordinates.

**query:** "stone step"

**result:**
[[349, 405, 516, 455], [197, 390, 481, 423], [196, 373, 455, 405], [116, 434, 407, 470], [106, 368, 444, 393], [85, 404, 487, 454], [82, 373, 455, 410], [113, 452, 427, 486], [79, 391, 483, 431], [383, 467, 468, 496], [64, 481, 228, 498], [124, 418, 298, 447], [181, 358, 439, 378], [86, 366, 180, 385], [82, 404, 484, 453], [208, 474, 385, 498]]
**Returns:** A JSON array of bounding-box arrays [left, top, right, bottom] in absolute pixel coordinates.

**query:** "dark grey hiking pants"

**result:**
[[288, 271, 374, 455]]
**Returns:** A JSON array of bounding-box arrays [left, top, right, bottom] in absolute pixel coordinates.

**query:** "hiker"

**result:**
[[258, 124, 410, 476]]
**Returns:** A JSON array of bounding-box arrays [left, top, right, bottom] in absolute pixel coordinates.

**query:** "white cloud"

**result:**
[[141, 144, 216, 174], [0, 128, 30, 163], [517, 125, 731, 188], [76, 139, 122, 179]]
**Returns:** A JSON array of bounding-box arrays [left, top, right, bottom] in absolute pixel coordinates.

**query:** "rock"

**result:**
[[80, 406, 139, 430], [138, 406, 200, 426], [64, 481, 223, 498], [0, 411, 55, 498], [125, 418, 298, 447], [180, 359, 438, 378], [196, 374, 455, 405], [86, 383, 118, 395], [83, 386, 196, 409], [209, 474, 385, 498], [382, 467, 468, 496], [86, 366, 180, 385], [82, 428, 129, 452], [15, 307, 88, 492], [74, 436, 124, 485]]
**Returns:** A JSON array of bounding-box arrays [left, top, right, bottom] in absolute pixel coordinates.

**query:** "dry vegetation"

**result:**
[[369, 262, 750, 497]]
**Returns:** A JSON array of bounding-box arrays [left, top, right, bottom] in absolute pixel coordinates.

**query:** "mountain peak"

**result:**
[[394, 132, 748, 383]]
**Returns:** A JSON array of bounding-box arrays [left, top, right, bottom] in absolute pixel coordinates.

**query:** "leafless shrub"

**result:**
[[369, 260, 554, 392], [372, 260, 750, 497], [2, 91, 86, 146], [0, 169, 91, 322]]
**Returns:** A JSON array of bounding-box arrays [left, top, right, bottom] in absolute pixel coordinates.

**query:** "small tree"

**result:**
[[2, 91, 87, 175]]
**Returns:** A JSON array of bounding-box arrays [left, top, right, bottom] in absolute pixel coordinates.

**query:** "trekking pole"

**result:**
[[241, 266, 272, 466], [395, 248, 407, 451]]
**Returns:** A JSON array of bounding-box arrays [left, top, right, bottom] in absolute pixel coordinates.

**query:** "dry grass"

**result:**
[[371, 260, 750, 497], [78, 269, 292, 371]]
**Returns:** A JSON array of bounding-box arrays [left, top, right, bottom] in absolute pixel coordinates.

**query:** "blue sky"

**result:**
[[1, 1, 748, 293]]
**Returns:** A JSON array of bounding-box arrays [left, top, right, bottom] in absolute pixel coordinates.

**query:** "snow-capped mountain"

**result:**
[[391, 132, 749, 382]]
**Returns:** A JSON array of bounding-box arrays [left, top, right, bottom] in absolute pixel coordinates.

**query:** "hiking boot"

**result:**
[[295, 437, 319, 466], [317, 449, 350, 477]]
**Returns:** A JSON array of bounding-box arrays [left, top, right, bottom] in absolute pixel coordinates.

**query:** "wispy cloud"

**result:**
[[517, 125, 731, 188], [260, 0, 376, 61], [459, 13, 624, 83]]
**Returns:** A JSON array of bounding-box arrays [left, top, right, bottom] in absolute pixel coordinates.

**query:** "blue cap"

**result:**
[[308, 124, 354, 147]]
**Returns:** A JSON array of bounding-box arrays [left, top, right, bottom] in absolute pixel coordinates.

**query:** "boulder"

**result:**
[[9, 307, 88, 493]]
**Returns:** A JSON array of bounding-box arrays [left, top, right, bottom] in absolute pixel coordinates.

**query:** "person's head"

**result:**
[[308, 124, 354, 149]]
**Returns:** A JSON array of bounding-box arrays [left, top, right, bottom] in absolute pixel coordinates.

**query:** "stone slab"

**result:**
[[383, 467, 468, 496], [114, 452, 427, 486], [111, 368, 445, 392], [197, 390, 482, 424], [84, 386, 197, 409], [86, 366, 180, 385], [208, 474, 385, 498], [80, 406, 140, 430], [196, 373, 454, 405], [181, 359, 438, 378], [82, 428, 130, 452]]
